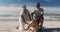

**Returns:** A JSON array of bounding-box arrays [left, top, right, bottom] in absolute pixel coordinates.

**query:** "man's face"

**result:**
[[36, 3, 40, 9]]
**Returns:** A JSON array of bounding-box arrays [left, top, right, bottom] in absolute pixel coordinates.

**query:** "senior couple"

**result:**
[[16, 2, 44, 32]]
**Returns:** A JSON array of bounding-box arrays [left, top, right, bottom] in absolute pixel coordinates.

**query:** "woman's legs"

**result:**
[[19, 22, 25, 32]]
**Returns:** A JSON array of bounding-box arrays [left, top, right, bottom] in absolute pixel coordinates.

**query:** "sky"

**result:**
[[0, 0, 60, 15], [0, 0, 60, 7]]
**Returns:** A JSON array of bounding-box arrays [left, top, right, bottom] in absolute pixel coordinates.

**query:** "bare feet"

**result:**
[[16, 25, 19, 29]]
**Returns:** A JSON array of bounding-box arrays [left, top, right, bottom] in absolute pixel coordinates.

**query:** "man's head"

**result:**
[[36, 2, 40, 9], [22, 5, 27, 12]]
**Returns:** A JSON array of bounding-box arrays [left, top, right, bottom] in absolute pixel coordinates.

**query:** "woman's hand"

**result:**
[[25, 23, 30, 29]]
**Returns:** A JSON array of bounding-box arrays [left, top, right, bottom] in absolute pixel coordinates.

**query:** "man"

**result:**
[[31, 2, 44, 32], [16, 5, 32, 32]]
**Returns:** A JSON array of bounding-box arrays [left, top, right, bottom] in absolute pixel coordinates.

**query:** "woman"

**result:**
[[16, 5, 32, 32]]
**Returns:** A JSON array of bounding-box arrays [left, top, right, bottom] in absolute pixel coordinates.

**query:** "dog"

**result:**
[[27, 20, 39, 32], [27, 14, 43, 32]]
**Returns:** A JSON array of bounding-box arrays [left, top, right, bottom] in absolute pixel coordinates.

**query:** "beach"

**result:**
[[0, 20, 60, 32]]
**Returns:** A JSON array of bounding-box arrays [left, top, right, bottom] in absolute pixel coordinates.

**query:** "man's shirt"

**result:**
[[31, 8, 44, 20]]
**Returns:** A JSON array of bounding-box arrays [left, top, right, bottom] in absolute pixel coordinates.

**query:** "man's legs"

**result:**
[[36, 20, 43, 32], [39, 20, 43, 28]]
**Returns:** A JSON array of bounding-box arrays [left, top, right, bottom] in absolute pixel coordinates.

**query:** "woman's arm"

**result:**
[[21, 15, 29, 24]]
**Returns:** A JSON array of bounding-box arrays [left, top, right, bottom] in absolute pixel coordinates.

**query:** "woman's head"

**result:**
[[22, 5, 27, 12]]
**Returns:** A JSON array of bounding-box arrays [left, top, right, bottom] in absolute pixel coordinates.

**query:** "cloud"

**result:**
[[0, 4, 60, 14], [0, 4, 22, 11], [0, 4, 22, 15], [42, 7, 60, 14], [0, 4, 35, 12]]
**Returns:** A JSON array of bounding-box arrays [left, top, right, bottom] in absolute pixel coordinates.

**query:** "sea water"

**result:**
[[0, 12, 60, 21]]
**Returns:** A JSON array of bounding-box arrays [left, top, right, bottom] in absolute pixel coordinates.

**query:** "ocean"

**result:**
[[44, 13, 60, 21], [0, 13, 60, 21]]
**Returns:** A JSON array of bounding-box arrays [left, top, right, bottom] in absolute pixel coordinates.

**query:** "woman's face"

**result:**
[[22, 7, 26, 12]]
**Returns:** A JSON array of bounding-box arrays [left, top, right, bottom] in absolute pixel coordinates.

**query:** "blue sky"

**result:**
[[0, 0, 60, 7], [0, 0, 60, 14]]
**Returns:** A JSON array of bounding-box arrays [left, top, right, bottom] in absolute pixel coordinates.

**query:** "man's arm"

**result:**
[[42, 9, 44, 20], [21, 15, 29, 24], [40, 8, 44, 20], [39, 9, 44, 27], [31, 11, 35, 20]]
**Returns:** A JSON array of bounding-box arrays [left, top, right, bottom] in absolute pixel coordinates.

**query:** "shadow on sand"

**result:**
[[41, 28, 60, 32]]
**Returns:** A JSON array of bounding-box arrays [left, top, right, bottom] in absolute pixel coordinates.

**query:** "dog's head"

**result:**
[[29, 26, 36, 30]]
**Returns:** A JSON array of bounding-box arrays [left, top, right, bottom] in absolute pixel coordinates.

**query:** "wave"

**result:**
[[0, 14, 60, 21]]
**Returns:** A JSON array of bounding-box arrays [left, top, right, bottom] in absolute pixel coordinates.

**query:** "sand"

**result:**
[[0, 20, 60, 32]]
